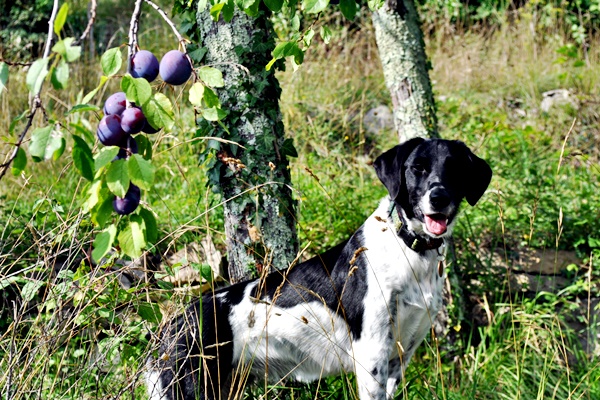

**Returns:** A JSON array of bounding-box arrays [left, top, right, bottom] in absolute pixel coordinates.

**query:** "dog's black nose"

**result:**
[[430, 187, 451, 209]]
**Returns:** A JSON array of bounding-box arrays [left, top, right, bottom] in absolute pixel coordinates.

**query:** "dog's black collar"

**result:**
[[388, 202, 445, 253]]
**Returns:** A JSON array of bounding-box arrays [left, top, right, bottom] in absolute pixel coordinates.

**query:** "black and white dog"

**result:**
[[146, 138, 492, 400]]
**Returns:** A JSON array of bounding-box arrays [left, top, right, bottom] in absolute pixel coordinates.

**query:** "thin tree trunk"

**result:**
[[373, 0, 438, 141], [197, 9, 298, 283]]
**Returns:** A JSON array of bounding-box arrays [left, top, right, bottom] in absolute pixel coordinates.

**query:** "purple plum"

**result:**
[[121, 107, 146, 134], [103, 92, 126, 116], [97, 114, 126, 146], [113, 184, 141, 215], [130, 50, 159, 82], [159, 50, 192, 85]]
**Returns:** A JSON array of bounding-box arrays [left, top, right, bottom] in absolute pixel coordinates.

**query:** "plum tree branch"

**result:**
[[0, 0, 59, 181], [127, 0, 144, 69], [143, 0, 187, 52], [74, 0, 97, 45]]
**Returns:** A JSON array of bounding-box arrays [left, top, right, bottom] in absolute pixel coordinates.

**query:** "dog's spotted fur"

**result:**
[[146, 138, 492, 400]]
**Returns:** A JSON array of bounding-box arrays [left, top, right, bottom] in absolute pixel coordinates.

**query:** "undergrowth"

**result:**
[[1, 3, 600, 399]]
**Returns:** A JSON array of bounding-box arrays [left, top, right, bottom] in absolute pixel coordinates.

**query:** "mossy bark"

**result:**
[[196, 9, 298, 283], [373, 0, 439, 141]]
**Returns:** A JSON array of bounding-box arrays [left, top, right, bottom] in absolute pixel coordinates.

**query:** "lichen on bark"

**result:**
[[373, 0, 439, 142], [196, 7, 298, 283]]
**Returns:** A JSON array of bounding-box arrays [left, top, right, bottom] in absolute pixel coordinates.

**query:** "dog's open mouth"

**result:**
[[424, 214, 448, 235]]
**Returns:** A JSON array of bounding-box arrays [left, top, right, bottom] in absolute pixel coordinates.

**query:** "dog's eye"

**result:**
[[411, 164, 427, 174]]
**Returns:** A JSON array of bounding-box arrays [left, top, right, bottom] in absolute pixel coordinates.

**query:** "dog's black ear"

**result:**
[[374, 137, 425, 199], [461, 144, 493, 206]]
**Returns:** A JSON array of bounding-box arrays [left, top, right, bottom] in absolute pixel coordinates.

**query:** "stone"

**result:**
[[541, 89, 579, 113], [363, 105, 394, 135]]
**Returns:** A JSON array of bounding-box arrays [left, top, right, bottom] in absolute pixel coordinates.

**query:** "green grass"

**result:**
[[2, 6, 600, 400]]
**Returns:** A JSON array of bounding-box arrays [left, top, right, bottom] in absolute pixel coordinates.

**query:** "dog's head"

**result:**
[[374, 138, 492, 238]]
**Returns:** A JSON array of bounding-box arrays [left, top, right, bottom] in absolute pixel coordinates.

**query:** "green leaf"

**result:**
[[303, 0, 329, 13], [198, 67, 224, 88], [367, 0, 384, 10], [202, 107, 228, 121], [22, 280, 44, 302], [198, 0, 208, 12], [121, 75, 152, 105], [0, 62, 8, 97], [139, 207, 158, 244], [92, 224, 117, 262], [26, 58, 49, 95], [264, 0, 284, 12], [188, 82, 205, 107], [94, 146, 120, 171], [127, 154, 155, 190], [339, 0, 357, 20], [223, 0, 235, 21], [142, 93, 175, 130], [187, 46, 207, 63], [118, 216, 145, 259], [51, 58, 69, 90], [66, 104, 101, 115], [202, 87, 221, 108], [135, 134, 152, 160], [82, 76, 108, 104], [29, 125, 65, 162], [266, 41, 303, 71], [320, 25, 332, 44], [137, 302, 162, 324], [281, 138, 298, 158], [106, 159, 130, 197], [54, 3, 69, 35], [92, 197, 114, 228], [72, 135, 94, 181], [101, 47, 122, 77], [210, 3, 224, 21], [12, 147, 27, 176], [52, 38, 81, 62]]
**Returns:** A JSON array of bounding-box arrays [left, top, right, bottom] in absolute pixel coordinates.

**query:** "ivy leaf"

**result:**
[[54, 3, 69, 35], [142, 93, 175, 130], [303, 0, 329, 13], [210, 3, 224, 20], [26, 58, 49, 95], [202, 107, 228, 121], [198, 67, 224, 88], [223, 0, 235, 22], [51, 58, 69, 90], [281, 138, 298, 158], [29, 125, 65, 162], [127, 154, 155, 190], [264, 0, 284, 12], [198, 0, 208, 12], [118, 216, 146, 259], [106, 159, 130, 198], [0, 62, 8, 96], [137, 302, 162, 324], [72, 135, 94, 181], [203, 87, 221, 108], [92, 224, 117, 263], [52, 38, 81, 62], [339, 0, 357, 20], [367, 0, 384, 10], [101, 47, 122, 77], [94, 146, 120, 171], [139, 206, 158, 244], [188, 82, 205, 107], [12, 147, 27, 176], [121, 75, 152, 105]]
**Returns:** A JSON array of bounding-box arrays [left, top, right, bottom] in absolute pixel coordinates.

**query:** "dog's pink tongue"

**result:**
[[425, 215, 447, 235]]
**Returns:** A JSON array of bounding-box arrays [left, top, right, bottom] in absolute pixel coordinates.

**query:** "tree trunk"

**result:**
[[373, 0, 439, 141], [197, 9, 298, 283]]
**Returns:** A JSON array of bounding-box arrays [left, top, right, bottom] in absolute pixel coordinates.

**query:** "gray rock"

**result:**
[[541, 89, 579, 113], [363, 105, 394, 135]]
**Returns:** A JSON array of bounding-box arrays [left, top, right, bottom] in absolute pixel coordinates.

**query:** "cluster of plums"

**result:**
[[97, 49, 192, 215]]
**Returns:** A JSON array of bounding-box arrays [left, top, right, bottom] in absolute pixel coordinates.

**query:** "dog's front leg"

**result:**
[[353, 342, 390, 400], [385, 357, 403, 399]]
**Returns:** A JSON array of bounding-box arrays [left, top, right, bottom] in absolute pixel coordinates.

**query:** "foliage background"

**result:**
[[1, 0, 600, 398]]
